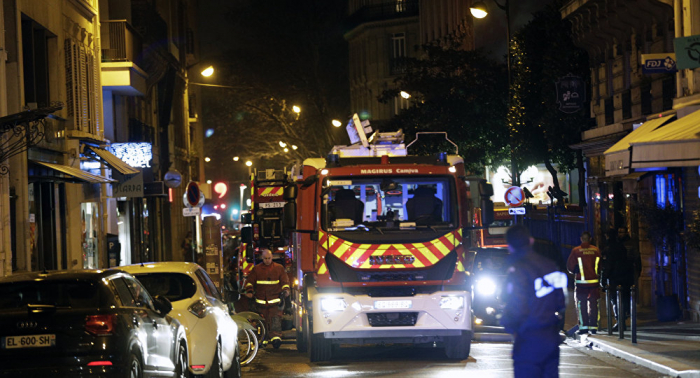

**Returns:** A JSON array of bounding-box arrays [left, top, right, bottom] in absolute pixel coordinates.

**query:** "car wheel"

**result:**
[[175, 342, 189, 378], [208, 341, 224, 378], [308, 317, 332, 362], [128, 353, 143, 378], [224, 344, 241, 378], [444, 331, 472, 360]]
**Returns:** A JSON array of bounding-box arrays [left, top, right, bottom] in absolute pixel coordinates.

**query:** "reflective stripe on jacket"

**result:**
[[566, 243, 602, 287], [244, 262, 290, 305]]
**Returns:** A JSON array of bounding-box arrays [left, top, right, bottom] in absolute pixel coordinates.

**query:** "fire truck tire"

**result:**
[[444, 331, 472, 360], [295, 311, 308, 352], [308, 318, 332, 362]]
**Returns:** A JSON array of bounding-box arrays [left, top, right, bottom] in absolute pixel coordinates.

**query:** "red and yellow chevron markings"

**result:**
[[316, 229, 463, 274], [257, 187, 284, 197]]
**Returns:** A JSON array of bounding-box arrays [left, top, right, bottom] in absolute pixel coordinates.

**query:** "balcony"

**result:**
[[346, 0, 419, 30], [101, 20, 147, 96]]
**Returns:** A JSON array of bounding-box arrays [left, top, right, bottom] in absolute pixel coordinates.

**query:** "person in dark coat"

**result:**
[[602, 228, 633, 330], [501, 225, 568, 378]]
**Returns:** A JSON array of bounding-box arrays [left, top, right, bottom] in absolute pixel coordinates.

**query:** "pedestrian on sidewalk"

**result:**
[[244, 249, 290, 349], [618, 227, 642, 292], [567, 231, 602, 334], [602, 228, 634, 330], [501, 225, 567, 378]]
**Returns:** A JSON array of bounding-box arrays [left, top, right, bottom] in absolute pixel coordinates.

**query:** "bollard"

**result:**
[[617, 285, 624, 339], [606, 284, 613, 336], [631, 285, 637, 344]]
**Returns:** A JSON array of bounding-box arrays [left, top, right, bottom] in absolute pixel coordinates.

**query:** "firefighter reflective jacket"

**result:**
[[566, 242, 601, 287], [244, 262, 290, 306]]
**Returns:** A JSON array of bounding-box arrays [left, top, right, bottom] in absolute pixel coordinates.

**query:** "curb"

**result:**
[[576, 334, 700, 378]]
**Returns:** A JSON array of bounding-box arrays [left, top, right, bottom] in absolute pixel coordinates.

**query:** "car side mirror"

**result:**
[[284, 185, 297, 200], [283, 202, 296, 230], [153, 295, 172, 316]]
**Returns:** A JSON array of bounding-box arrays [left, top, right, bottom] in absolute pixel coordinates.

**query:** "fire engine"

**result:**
[[236, 169, 295, 305], [282, 115, 493, 361]]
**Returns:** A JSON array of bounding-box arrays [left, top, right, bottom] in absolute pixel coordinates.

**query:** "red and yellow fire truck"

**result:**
[[236, 169, 295, 300], [283, 116, 493, 361]]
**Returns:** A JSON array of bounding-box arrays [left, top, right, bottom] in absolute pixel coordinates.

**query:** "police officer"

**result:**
[[501, 225, 567, 378], [245, 249, 290, 349]]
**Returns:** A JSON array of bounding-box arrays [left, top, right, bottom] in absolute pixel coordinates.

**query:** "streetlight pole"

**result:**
[[471, 0, 519, 187]]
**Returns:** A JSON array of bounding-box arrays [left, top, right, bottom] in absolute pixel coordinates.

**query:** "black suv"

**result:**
[[0, 269, 188, 377]]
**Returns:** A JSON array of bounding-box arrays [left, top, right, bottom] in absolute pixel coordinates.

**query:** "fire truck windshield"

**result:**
[[322, 176, 456, 234]]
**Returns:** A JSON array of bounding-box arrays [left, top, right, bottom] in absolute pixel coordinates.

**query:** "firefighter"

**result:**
[[567, 231, 602, 334], [245, 249, 290, 349], [501, 225, 567, 378]]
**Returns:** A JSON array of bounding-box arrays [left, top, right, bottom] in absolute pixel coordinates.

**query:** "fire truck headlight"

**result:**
[[320, 298, 347, 312], [439, 296, 464, 310], [477, 278, 497, 296]]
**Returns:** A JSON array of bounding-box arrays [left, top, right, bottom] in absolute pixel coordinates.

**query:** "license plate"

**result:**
[[259, 202, 285, 209], [2, 334, 56, 349], [374, 300, 412, 309]]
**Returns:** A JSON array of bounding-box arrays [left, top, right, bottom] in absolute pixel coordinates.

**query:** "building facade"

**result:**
[[345, 0, 475, 125], [0, 0, 204, 277], [563, 0, 700, 320]]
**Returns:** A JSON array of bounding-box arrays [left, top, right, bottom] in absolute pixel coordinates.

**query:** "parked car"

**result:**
[[471, 248, 510, 327], [0, 269, 188, 378], [121, 262, 240, 378]]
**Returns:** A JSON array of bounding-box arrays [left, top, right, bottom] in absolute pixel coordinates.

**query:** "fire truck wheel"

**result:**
[[308, 318, 332, 362], [444, 331, 472, 360], [295, 311, 308, 352]]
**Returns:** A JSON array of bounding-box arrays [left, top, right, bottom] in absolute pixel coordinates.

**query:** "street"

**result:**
[[241, 338, 662, 377]]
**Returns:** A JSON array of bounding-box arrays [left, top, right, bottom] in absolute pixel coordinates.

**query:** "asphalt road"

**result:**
[[241, 336, 662, 377]]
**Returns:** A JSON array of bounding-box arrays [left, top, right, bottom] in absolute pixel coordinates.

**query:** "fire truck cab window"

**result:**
[[324, 176, 455, 232]]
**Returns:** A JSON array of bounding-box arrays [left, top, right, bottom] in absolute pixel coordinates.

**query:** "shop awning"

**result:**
[[87, 146, 140, 175], [603, 114, 675, 176], [30, 160, 115, 184], [631, 109, 700, 169]]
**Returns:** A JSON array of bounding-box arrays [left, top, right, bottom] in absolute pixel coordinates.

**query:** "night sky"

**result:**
[[198, 0, 555, 64]]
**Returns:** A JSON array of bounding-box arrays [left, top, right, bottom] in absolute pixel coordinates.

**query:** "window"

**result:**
[[112, 277, 136, 306], [323, 176, 456, 233], [394, 95, 410, 115], [123, 276, 154, 309], [655, 174, 677, 208], [21, 18, 52, 108], [65, 38, 101, 135], [196, 268, 223, 302], [390, 33, 406, 76]]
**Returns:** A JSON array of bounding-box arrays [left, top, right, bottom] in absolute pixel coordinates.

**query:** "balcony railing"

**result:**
[[101, 20, 142, 63], [347, 0, 419, 30]]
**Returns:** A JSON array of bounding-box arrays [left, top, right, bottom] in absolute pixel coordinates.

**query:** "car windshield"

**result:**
[[133, 273, 198, 302], [0, 280, 100, 310], [322, 175, 456, 234], [474, 250, 510, 275]]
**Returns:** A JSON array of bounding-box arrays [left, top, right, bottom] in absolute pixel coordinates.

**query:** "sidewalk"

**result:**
[[565, 288, 700, 378]]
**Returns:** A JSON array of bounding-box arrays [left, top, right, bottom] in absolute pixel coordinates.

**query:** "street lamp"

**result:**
[[233, 156, 239, 161], [204, 157, 211, 162], [292, 105, 301, 114], [470, 0, 519, 186], [332, 119, 342, 127], [400, 91, 411, 99], [201, 66, 214, 77]]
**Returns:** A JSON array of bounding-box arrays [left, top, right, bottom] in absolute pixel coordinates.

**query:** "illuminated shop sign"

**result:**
[[108, 143, 152, 168]]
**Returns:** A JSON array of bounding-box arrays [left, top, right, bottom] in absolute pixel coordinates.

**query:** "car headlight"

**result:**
[[439, 296, 464, 310], [477, 278, 497, 296], [320, 298, 347, 312]]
